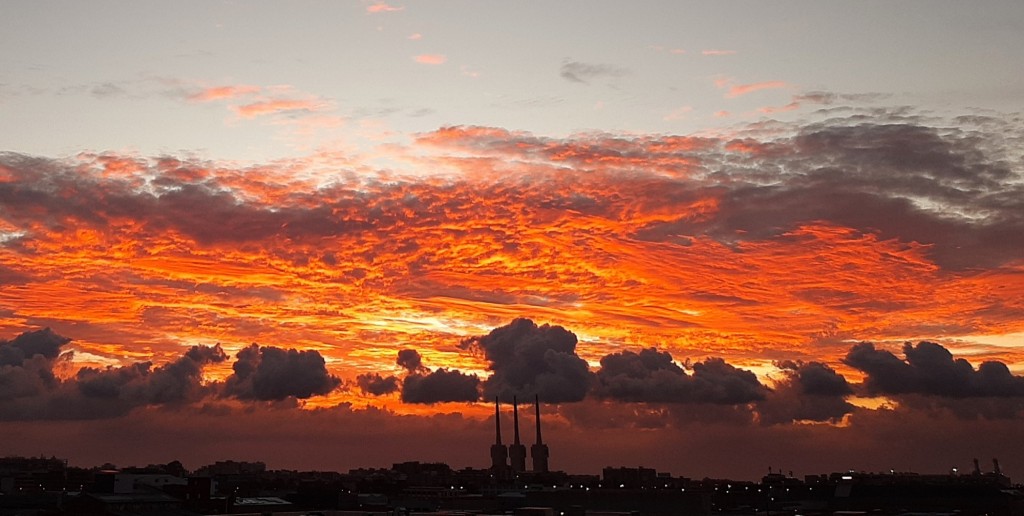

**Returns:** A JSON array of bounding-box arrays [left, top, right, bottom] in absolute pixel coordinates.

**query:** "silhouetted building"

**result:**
[[0, 456, 67, 493], [509, 396, 528, 474], [530, 395, 549, 473], [602, 466, 658, 488], [490, 397, 509, 476], [195, 460, 265, 476]]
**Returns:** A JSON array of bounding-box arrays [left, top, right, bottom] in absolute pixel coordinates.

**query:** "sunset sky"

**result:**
[[2, 1, 1024, 480]]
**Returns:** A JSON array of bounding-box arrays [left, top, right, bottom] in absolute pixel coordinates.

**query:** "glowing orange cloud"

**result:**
[[232, 99, 325, 118], [1, 113, 1022, 416], [723, 80, 788, 98], [703, 49, 737, 56], [414, 54, 447, 65], [188, 85, 261, 102], [367, 3, 404, 13]]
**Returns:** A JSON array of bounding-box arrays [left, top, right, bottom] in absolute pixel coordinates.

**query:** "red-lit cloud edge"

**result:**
[[1, 106, 1022, 478]]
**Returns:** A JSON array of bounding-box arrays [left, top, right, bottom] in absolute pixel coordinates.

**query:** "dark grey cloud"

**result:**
[[0, 355, 60, 403], [593, 348, 767, 404], [0, 329, 71, 405], [844, 341, 1024, 398], [0, 152, 371, 247], [223, 344, 342, 401], [461, 318, 591, 403], [0, 328, 229, 420], [0, 327, 70, 366], [356, 373, 400, 396], [776, 360, 853, 397], [396, 348, 425, 373], [75, 343, 226, 405], [756, 361, 854, 425], [400, 368, 480, 404], [688, 121, 1024, 271], [793, 91, 890, 106], [559, 61, 628, 84]]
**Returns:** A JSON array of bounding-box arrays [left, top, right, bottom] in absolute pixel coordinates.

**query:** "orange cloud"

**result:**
[[702, 49, 737, 56], [414, 54, 447, 65], [1, 113, 1022, 425], [721, 80, 788, 98], [188, 85, 261, 102], [232, 98, 325, 119], [367, 2, 404, 13]]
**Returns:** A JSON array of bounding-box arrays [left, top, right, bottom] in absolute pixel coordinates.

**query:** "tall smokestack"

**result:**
[[490, 398, 508, 474], [495, 397, 502, 445], [973, 458, 981, 476], [535, 394, 543, 445], [530, 394, 549, 473], [514, 397, 521, 445], [993, 458, 1001, 476], [509, 396, 527, 473]]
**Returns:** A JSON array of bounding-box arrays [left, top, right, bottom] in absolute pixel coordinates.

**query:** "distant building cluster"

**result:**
[[0, 418, 1021, 515]]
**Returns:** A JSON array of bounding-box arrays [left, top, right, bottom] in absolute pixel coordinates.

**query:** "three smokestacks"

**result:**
[[491, 395, 549, 474]]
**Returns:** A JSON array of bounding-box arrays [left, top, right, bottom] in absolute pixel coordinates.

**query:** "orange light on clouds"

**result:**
[[414, 54, 447, 65], [188, 85, 262, 102], [724, 80, 789, 99], [233, 99, 326, 119], [0, 115, 1022, 417]]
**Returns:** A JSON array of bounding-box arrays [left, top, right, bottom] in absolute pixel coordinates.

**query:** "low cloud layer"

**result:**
[[225, 344, 342, 401], [593, 348, 766, 404], [401, 368, 480, 404], [756, 361, 854, 425], [0, 329, 342, 420], [356, 373, 400, 396], [845, 341, 1024, 398]]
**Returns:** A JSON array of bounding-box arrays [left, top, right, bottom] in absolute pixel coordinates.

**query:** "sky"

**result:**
[[1, 0, 1024, 481]]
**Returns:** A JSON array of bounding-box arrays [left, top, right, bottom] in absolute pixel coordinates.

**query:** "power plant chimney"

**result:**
[[509, 396, 527, 473], [973, 458, 981, 476], [993, 458, 1002, 476], [530, 394, 550, 473], [490, 397, 508, 473]]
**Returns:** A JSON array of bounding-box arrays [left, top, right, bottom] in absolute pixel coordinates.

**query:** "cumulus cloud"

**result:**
[[75, 343, 227, 406], [0, 329, 230, 420], [593, 348, 767, 404], [559, 61, 628, 84], [756, 361, 854, 425], [396, 348, 426, 373], [0, 328, 70, 366], [223, 344, 342, 401], [778, 360, 853, 397], [462, 318, 591, 403], [0, 329, 71, 406], [400, 368, 480, 404], [356, 373, 400, 396], [844, 341, 1024, 398]]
